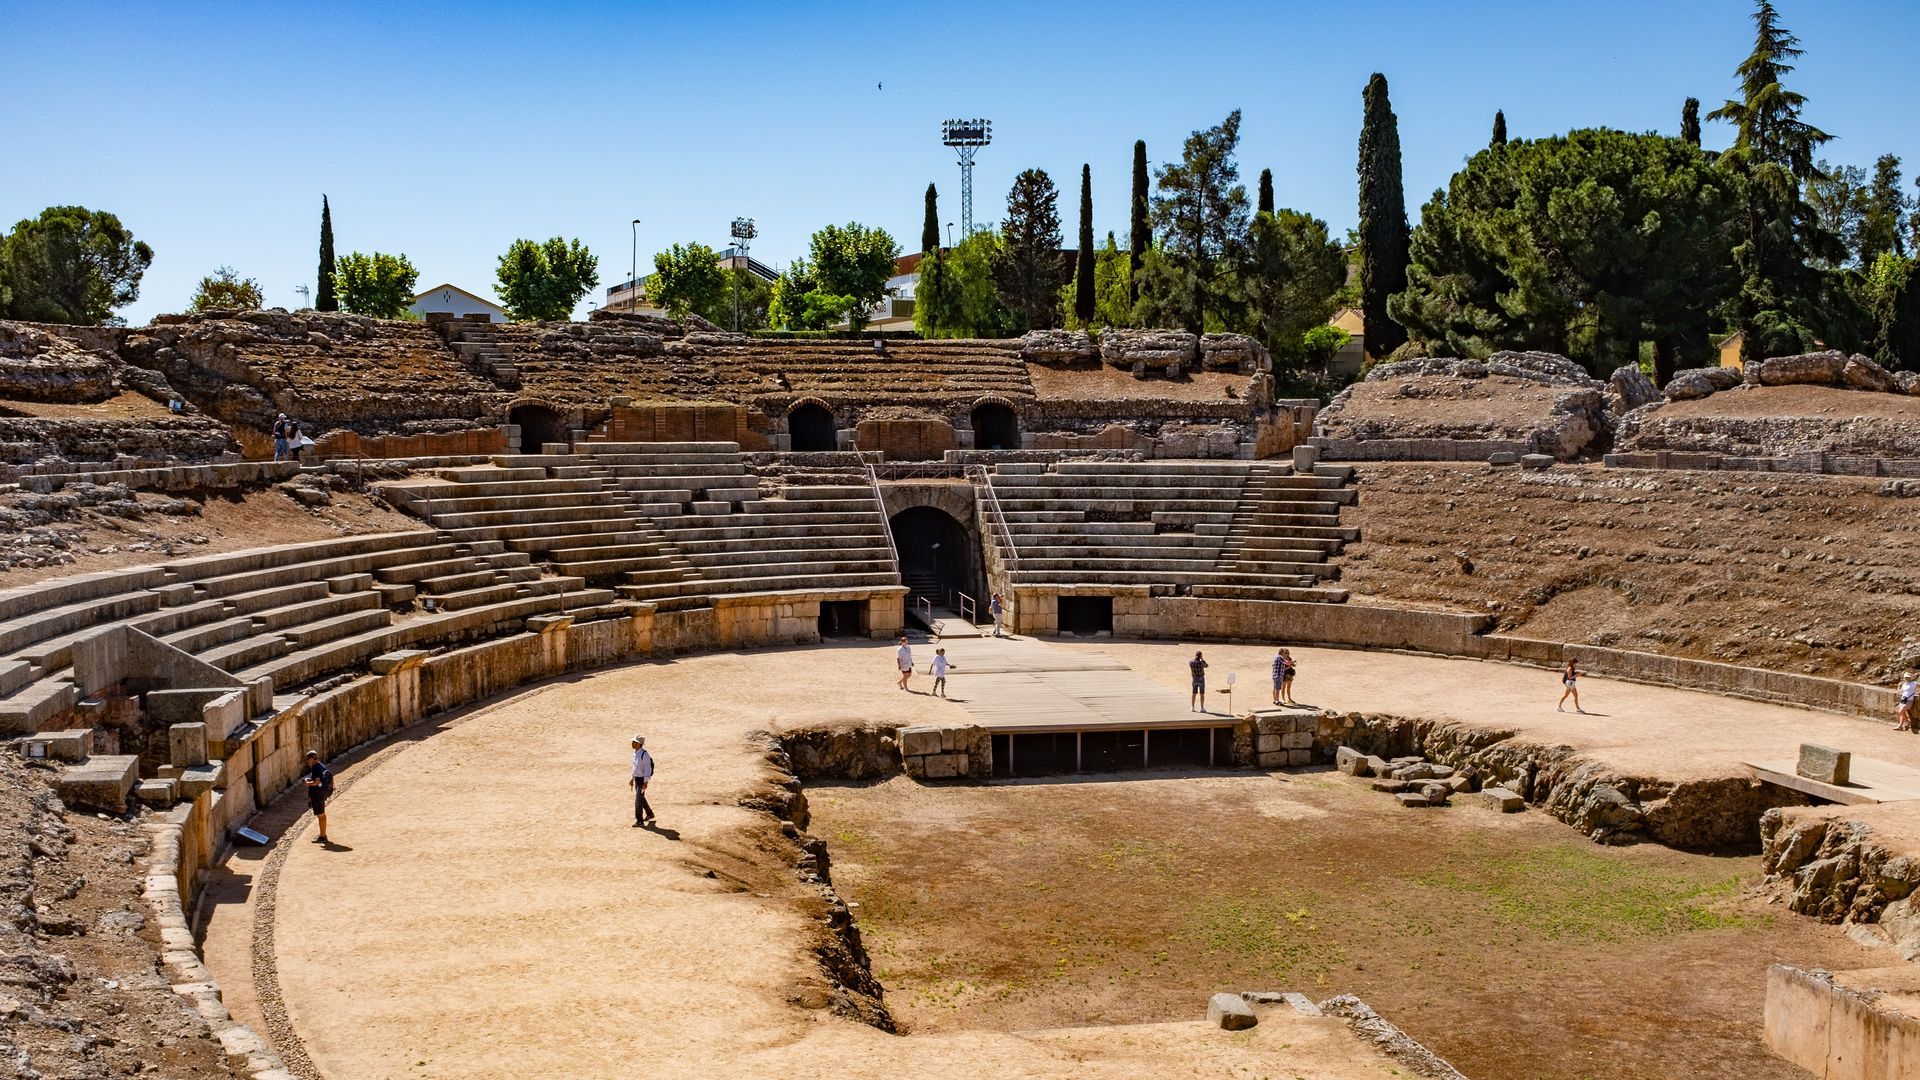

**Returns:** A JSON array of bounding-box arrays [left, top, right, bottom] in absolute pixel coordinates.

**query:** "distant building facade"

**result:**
[[601, 246, 778, 317], [410, 284, 506, 323]]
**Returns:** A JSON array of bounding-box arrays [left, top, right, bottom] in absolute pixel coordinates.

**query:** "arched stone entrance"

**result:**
[[971, 401, 1020, 450], [509, 403, 567, 454], [888, 506, 979, 610], [788, 401, 837, 452]]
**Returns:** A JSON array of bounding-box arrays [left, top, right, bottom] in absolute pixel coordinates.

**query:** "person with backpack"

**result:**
[[1895, 672, 1918, 732], [271, 413, 298, 462], [1557, 659, 1583, 714], [630, 735, 656, 827], [302, 750, 335, 844]]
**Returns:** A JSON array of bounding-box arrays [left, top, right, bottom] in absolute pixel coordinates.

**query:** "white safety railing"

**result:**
[[953, 589, 978, 627]]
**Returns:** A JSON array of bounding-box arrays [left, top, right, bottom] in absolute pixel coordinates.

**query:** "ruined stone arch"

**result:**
[[786, 397, 838, 452], [969, 395, 1022, 451], [507, 399, 572, 454]]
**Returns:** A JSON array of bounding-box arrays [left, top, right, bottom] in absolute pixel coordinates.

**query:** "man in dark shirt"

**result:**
[[302, 750, 335, 844], [1189, 651, 1209, 712]]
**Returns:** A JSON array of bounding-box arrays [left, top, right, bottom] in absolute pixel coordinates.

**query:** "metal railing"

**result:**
[[912, 594, 933, 627], [865, 463, 902, 580], [873, 461, 966, 480], [965, 465, 1020, 573], [952, 589, 978, 626]]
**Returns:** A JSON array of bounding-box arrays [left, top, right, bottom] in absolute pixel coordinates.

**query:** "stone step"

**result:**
[[250, 589, 383, 632], [617, 571, 899, 602], [283, 607, 395, 649]]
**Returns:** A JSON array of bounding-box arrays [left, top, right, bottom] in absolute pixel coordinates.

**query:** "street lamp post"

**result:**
[[629, 219, 641, 313], [945, 222, 954, 249]]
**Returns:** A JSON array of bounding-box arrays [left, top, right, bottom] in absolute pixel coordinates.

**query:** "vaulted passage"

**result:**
[[788, 402, 837, 451], [509, 404, 566, 454], [971, 402, 1020, 450], [888, 507, 976, 608]]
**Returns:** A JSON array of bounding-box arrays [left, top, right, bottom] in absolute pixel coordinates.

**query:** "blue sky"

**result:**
[[4, 0, 1914, 324]]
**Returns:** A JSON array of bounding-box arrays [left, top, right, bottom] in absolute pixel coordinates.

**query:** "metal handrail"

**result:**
[[953, 589, 978, 626], [912, 594, 933, 626], [865, 463, 902, 580], [966, 465, 1020, 573], [874, 461, 966, 480]]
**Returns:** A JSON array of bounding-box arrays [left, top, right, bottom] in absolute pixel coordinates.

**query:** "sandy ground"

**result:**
[[1657, 383, 1920, 421], [1024, 363, 1246, 403], [0, 390, 177, 419], [1076, 640, 1920, 781], [202, 644, 1423, 1079]]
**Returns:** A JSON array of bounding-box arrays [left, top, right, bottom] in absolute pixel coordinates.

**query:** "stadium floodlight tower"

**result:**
[[729, 217, 757, 331], [941, 118, 992, 239]]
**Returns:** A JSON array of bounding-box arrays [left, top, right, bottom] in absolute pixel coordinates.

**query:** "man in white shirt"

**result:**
[[630, 735, 656, 827], [896, 636, 914, 691]]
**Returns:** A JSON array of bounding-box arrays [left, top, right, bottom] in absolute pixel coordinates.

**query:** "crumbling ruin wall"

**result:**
[[1619, 351, 1920, 462], [1316, 351, 1610, 461], [0, 321, 231, 464]]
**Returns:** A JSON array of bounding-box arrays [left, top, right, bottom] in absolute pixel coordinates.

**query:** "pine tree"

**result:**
[[1491, 110, 1507, 148], [1257, 168, 1275, 215], [1129, 140, 1150, 301], [1358, 73, 1410, 357], [921, 183, 940, 254], [1681, 98, 1702, 147], [1152, 111, 1250, 336], [1861, 154, 1907, 264], [316, 195, 337, 311], [996, 169, 1064, 331], [1709, 0, 1839, 361], [1074, 164, 1095, 324]]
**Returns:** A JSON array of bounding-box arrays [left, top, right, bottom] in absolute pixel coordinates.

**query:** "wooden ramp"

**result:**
[[933, 636, 1235, 734], [1746, 757, 1920, 805]]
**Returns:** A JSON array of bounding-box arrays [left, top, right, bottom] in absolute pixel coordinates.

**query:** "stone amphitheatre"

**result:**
[[7, 309, 1920, 1079]]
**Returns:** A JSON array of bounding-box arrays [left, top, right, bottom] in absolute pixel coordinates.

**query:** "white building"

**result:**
[[410, 283, 506, 323]]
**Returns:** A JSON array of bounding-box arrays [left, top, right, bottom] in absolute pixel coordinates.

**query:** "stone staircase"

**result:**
[[982, 460, 1354, 603], [440, 317, 521, 387]]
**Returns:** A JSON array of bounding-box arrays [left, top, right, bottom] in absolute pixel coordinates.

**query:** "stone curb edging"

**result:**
[[142, 816, 293, 1080], [1319, 994, 1469, 1079]]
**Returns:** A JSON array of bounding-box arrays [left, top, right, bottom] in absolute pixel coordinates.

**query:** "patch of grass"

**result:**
[[1414, 843, 1751, 942], [1179, 896, 1347, 982]]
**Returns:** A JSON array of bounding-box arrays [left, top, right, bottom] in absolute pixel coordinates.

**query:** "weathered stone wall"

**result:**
[[1764, 965, 1920, 1079], [1315, 351, 1610, 462]]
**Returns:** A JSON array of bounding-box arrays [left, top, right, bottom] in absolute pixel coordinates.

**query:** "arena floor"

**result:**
[[195, 636, 1917, 1078]]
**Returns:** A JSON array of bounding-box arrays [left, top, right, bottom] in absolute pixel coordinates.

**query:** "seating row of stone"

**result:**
[[377, 442, 903, 607], [1, 527, 619, 810], [983, 460, 1356, 603]]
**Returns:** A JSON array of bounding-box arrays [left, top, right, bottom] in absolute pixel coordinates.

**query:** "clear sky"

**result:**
[[4, 0, 1914, 325]]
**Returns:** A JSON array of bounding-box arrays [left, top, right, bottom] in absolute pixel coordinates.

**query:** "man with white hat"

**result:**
[[630, 735, 656, 827]]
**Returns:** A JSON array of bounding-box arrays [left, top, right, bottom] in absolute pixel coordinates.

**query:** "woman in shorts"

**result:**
[[1557, 659, 1582, 714]]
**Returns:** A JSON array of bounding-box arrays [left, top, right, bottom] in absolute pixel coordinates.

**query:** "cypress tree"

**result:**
[[1074, 164, 1095, 323], [1129, 139, 1150, 300], [316, 195, 337, 311], [1257, 168, 1275, 215], [1358, 73, 1410, 357], [1491, 110, 1507, 148], [1681, 97, 1702, 147], [921, 183, 940, 254]]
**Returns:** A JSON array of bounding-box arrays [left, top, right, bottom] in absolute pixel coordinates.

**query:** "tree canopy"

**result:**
[[1241, 208, 1347, 370], [0, 206, 152, 325], [914, 231, 1018, 338], [803, 222, 899, 331], [1390, 129, 1739, 376], [996, 168, 1064, 331], [1152, 110, 1250, 335], [333, 251, 418, 318], [643, 242, 726, 322], [921, 183, 941, 255], [1358, 73, 1411, 357], [317, 196, 337, 311], [494, 237, 598, 322], [188, 266, 264, 313], [1074, 165, 1095, 325]]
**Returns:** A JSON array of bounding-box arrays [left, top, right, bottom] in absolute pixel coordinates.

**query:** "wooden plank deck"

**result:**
[[1746, 757, 1920, 805], [932, 636, 1239, 734]]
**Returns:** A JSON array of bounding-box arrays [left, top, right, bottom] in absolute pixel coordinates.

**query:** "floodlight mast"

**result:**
[[729, 217, 757, 332], [940, 118, 993, 239]]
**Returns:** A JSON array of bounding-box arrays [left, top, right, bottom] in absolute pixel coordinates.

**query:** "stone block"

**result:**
[[19, 728, 91, 763], [1291, 444, 1320, 471], [1395, 791, 1434, 808], [1256, 751, 1289, 769], [1470, 787, 1525, 812], [1419, 781, 1453, 803], [1287, 749, 1312, 766], [325, 573, 373, 594], [177, 761, 224, 798], [1365, 755, 1391, 776], [1487, 452, 1519, 466], [135, 778, 178, 805], [1335, 746, 1371, 777], [58, 755, 138, 812], [899, 726, 943, 758], [1206, 992, 1258, 1030], [923, 753, 959, 780], [1428, 764, 1456, 780], [1393, 763, 1438, 781], [168, 722, 209, 769], [1256, 733, 1286, 754], [1445, 774, 1474, 794], [1281, 732, 1312, 749], [1281, 992, 1323, 1016], [1797, 744, 1850, 785], [1371, 779, 1413, 793], [1520, 453, 1555, 469]]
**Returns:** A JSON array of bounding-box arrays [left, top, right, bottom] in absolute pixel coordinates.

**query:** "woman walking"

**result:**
[[1557, 659, 1583, 714], [1279, 649, 1299, 706]]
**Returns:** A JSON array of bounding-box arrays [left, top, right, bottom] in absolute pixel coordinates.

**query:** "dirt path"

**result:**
[[1079, 640, 1919, 780]]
